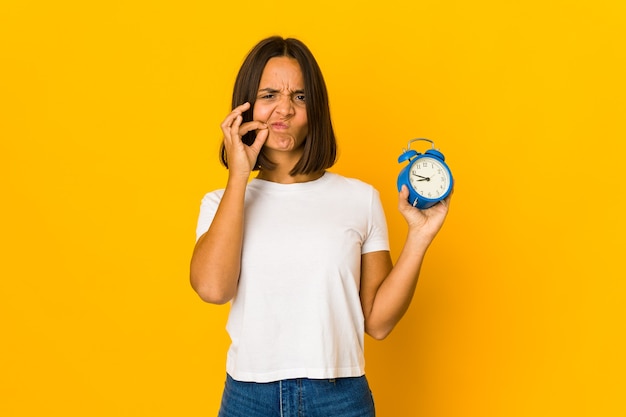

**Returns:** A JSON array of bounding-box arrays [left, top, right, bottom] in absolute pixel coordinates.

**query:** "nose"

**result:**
[[274, 94, 294, 117]]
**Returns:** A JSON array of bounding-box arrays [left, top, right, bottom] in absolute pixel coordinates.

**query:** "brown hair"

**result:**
[[219, 36, 337, 175]]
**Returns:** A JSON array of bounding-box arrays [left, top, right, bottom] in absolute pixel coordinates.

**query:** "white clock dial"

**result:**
[[409, 157, 451, 199]]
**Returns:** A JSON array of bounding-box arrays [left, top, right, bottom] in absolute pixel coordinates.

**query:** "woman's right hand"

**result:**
[[221, 102, 269, 180]]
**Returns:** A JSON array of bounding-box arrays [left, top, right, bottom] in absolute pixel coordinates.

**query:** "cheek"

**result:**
[[299, 115, 309, 133], [253, 103, 271, 121]]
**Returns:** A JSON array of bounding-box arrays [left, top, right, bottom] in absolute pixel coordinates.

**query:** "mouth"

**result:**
[[270, 122, 289, 130]]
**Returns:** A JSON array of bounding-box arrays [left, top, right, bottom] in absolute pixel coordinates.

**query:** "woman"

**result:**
[[190, 36, 451, 417]]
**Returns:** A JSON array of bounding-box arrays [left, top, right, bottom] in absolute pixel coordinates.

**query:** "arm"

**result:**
[[360, 185, 451, 339], [190, 103, 268, 304]]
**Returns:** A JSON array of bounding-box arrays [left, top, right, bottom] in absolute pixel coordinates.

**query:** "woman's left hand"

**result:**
[[398, 185, 452, 240]]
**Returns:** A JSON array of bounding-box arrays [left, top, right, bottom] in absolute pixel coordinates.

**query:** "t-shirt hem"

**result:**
[[227, 366, 365, 383], [361, 242, 390, 254]]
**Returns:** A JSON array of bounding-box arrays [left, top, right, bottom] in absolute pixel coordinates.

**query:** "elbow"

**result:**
[[189, 256, 238, 304], [195, 288, 233, 305], [366, 329, 391, 341], [365, 324, 393, 341], [190, 274, 235, 305], [192, 284, 233, 305]]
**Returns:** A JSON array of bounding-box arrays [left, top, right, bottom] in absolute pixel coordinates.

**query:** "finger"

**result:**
[[222, 115, 244, 149], [233, 102, 251, 112], [229, 114, 244, 140], [221, 102, 251, 133], [440, 194, 452, 209], [238, 120, 268, 137], [230, 102, 251, 121]]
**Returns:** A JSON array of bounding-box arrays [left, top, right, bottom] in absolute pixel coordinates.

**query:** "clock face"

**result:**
[[409, 156, 451, 199]]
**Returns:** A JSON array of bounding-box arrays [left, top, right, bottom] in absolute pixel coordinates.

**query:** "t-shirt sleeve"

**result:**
[[362, 188, 390, 254], [195, 190, 224, 242]]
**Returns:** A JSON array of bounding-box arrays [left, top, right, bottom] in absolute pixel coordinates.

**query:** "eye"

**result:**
[[294, 94, 306, 103]]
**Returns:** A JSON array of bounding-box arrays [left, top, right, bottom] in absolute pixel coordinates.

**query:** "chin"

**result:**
[[267, 137, 296, 151]]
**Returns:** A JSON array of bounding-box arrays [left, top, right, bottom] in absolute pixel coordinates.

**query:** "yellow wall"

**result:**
[[2, 1, 625, 416]]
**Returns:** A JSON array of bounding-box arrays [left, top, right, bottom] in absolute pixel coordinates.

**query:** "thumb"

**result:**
[[250, 127, 269, 154], [398, 185, 413, 210], [398, 184, 410, 201]]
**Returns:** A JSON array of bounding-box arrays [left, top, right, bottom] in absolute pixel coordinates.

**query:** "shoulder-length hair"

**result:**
[[219, 36, 337, 176]]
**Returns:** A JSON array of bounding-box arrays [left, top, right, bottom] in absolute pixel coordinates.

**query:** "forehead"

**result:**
[[259, 56, 304, 87]]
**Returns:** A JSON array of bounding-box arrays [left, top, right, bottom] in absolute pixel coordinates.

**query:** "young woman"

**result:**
[[190, 36, 451, 417]]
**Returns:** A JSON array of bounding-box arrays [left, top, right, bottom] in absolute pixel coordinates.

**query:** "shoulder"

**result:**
[[322, 173, 384, 212], [324, 172, 377, 193], [200, 188, 225, 207], [324, 173, 381, 204]]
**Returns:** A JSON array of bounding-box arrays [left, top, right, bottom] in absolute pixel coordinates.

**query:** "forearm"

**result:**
[[190, 178, 247, 304], [365, 232, 433, 339]]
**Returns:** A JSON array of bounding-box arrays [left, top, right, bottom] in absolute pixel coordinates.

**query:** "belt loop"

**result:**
[[279, 380, 284, 417]]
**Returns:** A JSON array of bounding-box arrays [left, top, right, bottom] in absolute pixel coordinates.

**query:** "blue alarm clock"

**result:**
[[397, 138, 454, 209]]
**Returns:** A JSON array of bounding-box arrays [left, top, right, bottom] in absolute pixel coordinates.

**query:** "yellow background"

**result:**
[[2, 1, 625, 416]]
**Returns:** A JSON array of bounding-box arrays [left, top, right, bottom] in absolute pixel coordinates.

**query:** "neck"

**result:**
[[256, 168, 324, 184], [256, 147, 323, 184]]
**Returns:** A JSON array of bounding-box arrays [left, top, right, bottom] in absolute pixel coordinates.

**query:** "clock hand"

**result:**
[[413, 174, 431, 182]]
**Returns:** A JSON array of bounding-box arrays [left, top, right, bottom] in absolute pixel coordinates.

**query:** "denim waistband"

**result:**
[[218, 374, 375, 417]]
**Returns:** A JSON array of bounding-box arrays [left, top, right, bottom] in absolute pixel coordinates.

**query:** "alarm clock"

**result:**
[[397, 138, 454, 209]]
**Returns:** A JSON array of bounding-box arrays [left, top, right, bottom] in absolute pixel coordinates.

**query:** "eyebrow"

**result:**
[[258, 87, 305, 94]]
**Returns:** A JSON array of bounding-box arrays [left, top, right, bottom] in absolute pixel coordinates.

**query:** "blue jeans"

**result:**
[[218, 374, 376, 417]]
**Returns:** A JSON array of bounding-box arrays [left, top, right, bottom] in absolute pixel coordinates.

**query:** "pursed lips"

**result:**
[[270, 122, 289, 130]]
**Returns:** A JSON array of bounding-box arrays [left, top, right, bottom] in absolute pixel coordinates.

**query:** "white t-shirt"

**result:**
[[195, 172, 390, 382]]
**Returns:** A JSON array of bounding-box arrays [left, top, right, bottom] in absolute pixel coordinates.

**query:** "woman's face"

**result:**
[[253, 56, 308, 155]]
